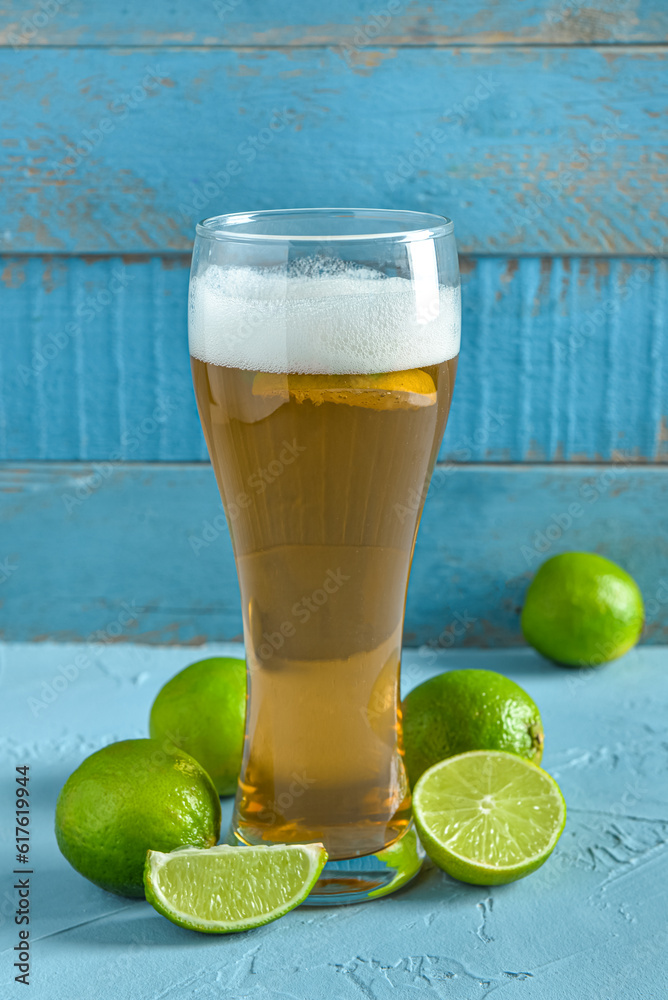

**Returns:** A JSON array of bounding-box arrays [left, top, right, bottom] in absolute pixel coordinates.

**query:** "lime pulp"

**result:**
[[144, 843, 328, 933], [412, 750, 566, 885]]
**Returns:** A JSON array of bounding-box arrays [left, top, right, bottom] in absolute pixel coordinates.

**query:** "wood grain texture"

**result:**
[[1, 256, 206, 462], [1, 47, 665, 254], [0, 463, 666, 645], [2, 254, 665, 463], [1, 0, 667, 47]]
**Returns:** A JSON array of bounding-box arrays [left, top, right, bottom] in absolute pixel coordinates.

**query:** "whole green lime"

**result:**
[[402, 669, 544, 788], [149, 657, 246, 796], [521, 552, 644, 667], [55, 739, 221, 898]]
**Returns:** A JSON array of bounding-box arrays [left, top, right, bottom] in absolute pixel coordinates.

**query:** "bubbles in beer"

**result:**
[[189, 261, 460, 375]]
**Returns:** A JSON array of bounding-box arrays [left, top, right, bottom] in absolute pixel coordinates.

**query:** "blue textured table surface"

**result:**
[[2, 642, 667, 999]]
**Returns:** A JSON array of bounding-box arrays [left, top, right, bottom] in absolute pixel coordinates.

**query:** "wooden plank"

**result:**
[[455, 256, 668, 463], [1, 0, 666, 47], [2, 255, 665, 463], [0, 462, 665, 645], [0, 47, 665, 255], [0, 256, 207, 462]]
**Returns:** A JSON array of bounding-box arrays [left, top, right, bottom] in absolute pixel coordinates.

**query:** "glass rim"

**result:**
[[195, 207, 454, 244]]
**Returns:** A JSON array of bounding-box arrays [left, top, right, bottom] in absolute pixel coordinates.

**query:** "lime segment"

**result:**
[[413, 751, 566, 885], [144, 843, 328, 933]]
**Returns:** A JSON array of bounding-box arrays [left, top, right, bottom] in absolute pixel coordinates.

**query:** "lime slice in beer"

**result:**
[[144, 843, 327, 933], [412, 751, 566, 885], [252, 370, 437, 409]]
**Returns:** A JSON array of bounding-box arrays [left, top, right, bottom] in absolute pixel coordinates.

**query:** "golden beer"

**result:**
[[191, 358, 457, 858], [189, 208, 461, 899]]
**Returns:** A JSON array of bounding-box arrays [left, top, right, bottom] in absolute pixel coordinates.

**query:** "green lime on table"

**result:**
[[521, 552, 644, 667], [150, 657, 246, 796], [413, 750, 566, 885], [144, 843, 328, 933], [402, 669, 544, 787], [55, 739, 221, 898]]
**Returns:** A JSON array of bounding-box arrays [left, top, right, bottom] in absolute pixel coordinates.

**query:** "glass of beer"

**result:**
[[189, 209, 460, 902]]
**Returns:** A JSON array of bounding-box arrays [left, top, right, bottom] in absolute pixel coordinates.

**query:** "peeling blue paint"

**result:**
[[0, 47, 665, 254], [1, 255, 665, 463], [0, 463, 665, 645]]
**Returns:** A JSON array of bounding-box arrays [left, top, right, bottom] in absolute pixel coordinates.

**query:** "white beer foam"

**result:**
[[189, 264, 460, 374]]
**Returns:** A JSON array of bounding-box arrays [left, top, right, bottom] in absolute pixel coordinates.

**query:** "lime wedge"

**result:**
[[412, 750, 566, 885], [144, 843, 327, 933]]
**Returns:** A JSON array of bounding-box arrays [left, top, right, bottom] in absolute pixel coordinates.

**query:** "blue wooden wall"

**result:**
[[0, 1, 666, 644]]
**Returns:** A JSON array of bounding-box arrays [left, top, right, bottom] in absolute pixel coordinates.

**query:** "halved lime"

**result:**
[[144, 843, 327, 933], [413, 750, 566, 885]]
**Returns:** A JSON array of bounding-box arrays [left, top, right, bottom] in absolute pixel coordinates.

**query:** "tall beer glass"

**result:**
[[189, 209, 460, 902]]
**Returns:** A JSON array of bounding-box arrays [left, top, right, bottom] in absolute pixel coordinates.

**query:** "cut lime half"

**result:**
[[144, 843, 327, 933], [413, 750, 566, 885]]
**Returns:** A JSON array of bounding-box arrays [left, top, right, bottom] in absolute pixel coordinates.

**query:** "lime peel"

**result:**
[[402, 669, 545, 787], [144, 843, 328, 933], [55, 739, 221, 898], [413, 750, 566, 886], [521, 552, 644, 667], [149, 657, 247, 797]]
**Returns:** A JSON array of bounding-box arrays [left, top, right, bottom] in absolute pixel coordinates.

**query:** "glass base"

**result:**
[[305, 824, 424, 904], [227, 822, 424, 905]]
